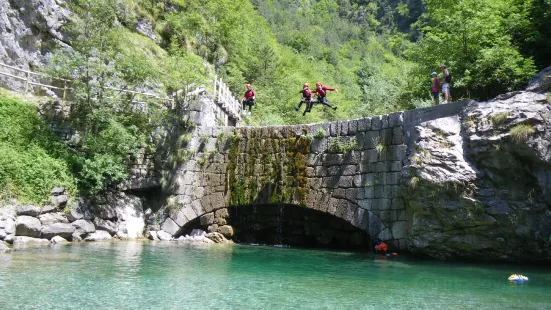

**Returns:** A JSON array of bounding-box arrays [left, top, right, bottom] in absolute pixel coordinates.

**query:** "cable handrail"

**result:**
[[0, 61, 241, 120]]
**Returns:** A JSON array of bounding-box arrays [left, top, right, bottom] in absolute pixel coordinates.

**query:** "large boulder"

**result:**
[[15, 205, 41, 217], [51, 195, 68, 208], [84, 230, 112, 241], [0, 242, 10, 253], [156, 230, 173, 241], [4, 218, 15, 235], [40, 205, 57, 214], [13, 236, 50, 245], [0, 229, 6, 240], [94, 205, 117, 220], [66, 200, 94, 222], [72, 232, 83, 242], [38, 212, 69, 226], [177, 234, 215, 244], [50, 187, 65, 195], [526, 66, 551, 92], [206, 232, 229, 244], [218, 225, 234, 238], [41, 223, 75, 240], [0, 204, 16, 220], [71, 219, 95, 236], [93, 218, 117, 235], [148, 231, 159, 241], [15, 215, 42, 237], [4, 234, 13, 244], [50, 236, 69, 244]]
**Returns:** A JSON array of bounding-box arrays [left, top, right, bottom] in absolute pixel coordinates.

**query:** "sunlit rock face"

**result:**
[[405, 68, 551, 262], [0, 0, 70, 88]]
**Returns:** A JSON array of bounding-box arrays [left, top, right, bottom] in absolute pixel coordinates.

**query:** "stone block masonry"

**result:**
[[160, 111, 409, 250]]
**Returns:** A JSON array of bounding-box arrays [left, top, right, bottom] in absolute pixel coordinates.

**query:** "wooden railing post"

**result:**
[[218, 78, 222, 103], [24, 71, 30, 94], [213, 75, 217, 100], [63, 80, 67, 100]]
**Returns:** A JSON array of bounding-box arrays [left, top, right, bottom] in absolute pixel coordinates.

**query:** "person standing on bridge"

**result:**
[[296, 83, 313, 116], [241, 83, 256, 114], [431, 72, 441, 105], [440, 64, 452, 104], [312, 82, 338, 111]]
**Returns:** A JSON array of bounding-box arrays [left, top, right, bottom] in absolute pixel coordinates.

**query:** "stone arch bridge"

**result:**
[[144, 101, 468, 249]]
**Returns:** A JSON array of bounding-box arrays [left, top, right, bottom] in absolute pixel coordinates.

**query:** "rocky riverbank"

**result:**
[[0, 186, 234, 253]]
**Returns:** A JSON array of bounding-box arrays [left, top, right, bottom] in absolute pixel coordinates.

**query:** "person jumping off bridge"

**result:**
[[241, 83, 256, 114], [296, 83, 313, 116], [312, 82, 338, 111]]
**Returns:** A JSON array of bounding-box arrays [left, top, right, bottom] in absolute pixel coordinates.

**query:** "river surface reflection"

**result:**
[[1, 241, 550, 309]]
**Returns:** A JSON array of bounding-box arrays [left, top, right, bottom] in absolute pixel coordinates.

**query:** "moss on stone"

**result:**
[[226, 127, 311, 208]]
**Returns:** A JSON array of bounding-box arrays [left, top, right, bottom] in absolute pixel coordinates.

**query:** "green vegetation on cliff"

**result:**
[[0, 93, 76, 203], [50, 0, 550, 126], [3, 0, 549, 201]]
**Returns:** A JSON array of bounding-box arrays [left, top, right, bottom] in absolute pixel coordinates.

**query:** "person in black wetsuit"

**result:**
[[296, 83, 313, 116]]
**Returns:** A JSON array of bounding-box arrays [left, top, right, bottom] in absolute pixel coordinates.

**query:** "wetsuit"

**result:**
[[296, 88, 313, 116], [376, 242, 389, 255], [312, 86, 337, 110], [242, 89, 255, 111]]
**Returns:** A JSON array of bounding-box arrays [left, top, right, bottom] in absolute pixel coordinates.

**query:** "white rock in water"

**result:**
[[13, 236, 50, 245], [148, 231, 159, 241], [50, 236, 69, 244], [156, 230, 173, 241], [0, 242, 11, 253], [190, 229, 206, 237], [84, 230, 112, 242]]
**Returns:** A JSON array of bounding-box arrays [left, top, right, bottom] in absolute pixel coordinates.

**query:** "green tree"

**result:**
[[408, 0, 536, 100], [49, 0, 166, 195]]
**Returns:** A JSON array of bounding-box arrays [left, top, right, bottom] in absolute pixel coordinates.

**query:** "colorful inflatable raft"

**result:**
[[508, 274, 529, 282]]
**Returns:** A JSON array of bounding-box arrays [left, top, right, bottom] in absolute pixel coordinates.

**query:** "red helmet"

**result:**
[[246, 83, 251, 88], [315, 82, 321, 87], [303, 83, 309, 88]]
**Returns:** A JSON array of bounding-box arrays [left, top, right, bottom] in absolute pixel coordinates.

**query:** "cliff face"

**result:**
[[405, 69, 551, 262], [0, 0, 69, 69]]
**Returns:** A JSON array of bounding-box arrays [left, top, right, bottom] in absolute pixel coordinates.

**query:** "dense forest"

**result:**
[[1, 0, 550, 203], [49, 0, 550, 126]]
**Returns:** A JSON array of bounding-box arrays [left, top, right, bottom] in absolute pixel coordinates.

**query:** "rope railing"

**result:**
[[0, 61, 171, 103], [0, 62, 70, 98], [0, 61, 241, 121]]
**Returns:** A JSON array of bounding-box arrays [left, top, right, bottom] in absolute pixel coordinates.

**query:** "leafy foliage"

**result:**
[[9, 0, 548, 202], [0, 93, 76, 203], [407, 0, 538, 101]]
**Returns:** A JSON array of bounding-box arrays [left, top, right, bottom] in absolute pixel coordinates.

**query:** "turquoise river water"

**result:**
[[1, 241, 551, 309]]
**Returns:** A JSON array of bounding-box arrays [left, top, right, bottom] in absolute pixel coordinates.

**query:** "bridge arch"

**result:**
[[156, 113, 411, 249], [174, 204, 372, 249]]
